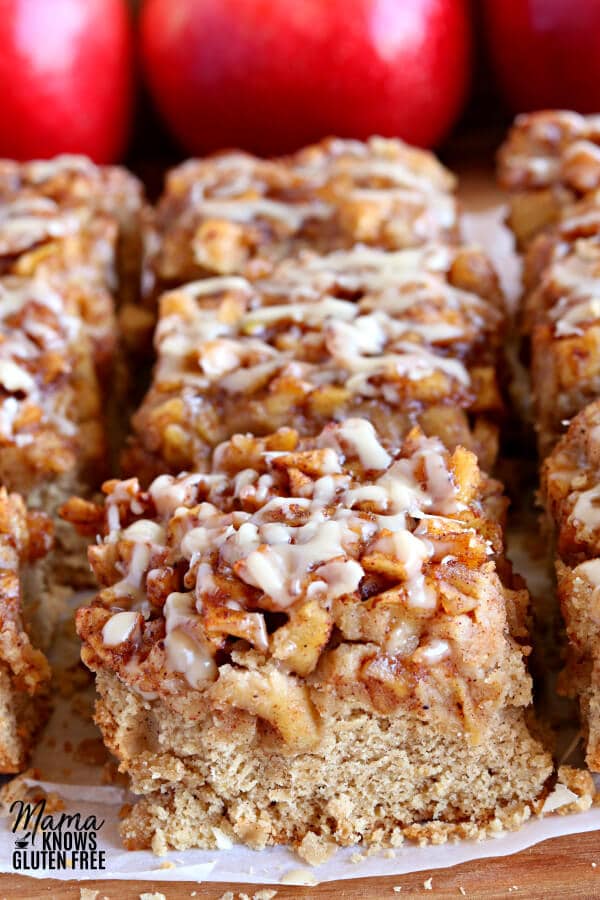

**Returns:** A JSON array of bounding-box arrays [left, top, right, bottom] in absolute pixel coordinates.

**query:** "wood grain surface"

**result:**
[[0, 829, 599, 898], [0, 159, 595, 900]]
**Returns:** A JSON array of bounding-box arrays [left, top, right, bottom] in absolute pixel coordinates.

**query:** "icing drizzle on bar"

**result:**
[[499, 111, 600, 191], [543, 239, 600, 336], [93, 419, 497, 695], [153, 247, 492, 398], [154, 137, 459, 278], [0, 277, 83, 446]]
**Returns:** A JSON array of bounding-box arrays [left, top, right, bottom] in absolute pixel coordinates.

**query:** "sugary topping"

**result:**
[[102, 610, 139, 647], [292, 136, 457, 193], [22, 155, 101, 184], [154, 241, 502, 365], [118, 422, 466, 616], [145, 138, 459, 298], [0, 277, 83, 448], [0, 197, 82, 256], [572, 485, 600, 534], [336, 418, 392, 470], [498, 111, 600, 193], [70, 419, 520, 739], [168, 137, 456, 204], [128, 241, 504, 480], [573, 557, 600, 588], [154, 273, 472, 395], [542, 400, 600, 561], [0, 154, 144, 229], [270, 243, 502, 317], [534, 238, 600, 336]]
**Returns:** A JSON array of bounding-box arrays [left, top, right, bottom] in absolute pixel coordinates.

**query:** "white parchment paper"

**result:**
[[0, 679, 597, 886]]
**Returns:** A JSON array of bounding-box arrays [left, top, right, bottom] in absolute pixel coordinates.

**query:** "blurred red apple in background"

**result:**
[[140, 0, 472, 155], [0, 0, 134, 162], [482, 0, 600, 113]]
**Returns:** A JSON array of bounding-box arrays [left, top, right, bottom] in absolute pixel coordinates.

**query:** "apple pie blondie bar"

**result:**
[[0, 273, 106, 581], [541, 400, 600, 769], [496, 113, 600, 452], [0, 158, 145, 738], [0, 154, 147, 494], [124, 243, 505, 482], [63, 419, 552, 855], [500, 114, 600, 768], [0, 489, 52, 772], [0, 154, 145, 363], [0, 154, 144, 305], [498, 110, 600, 246], [521, 235, 600, 455], [141, 137, 459, 309]]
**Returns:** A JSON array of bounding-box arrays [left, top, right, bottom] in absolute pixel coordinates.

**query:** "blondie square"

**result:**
[[64, 419, 551, 856], [125, 244, 505, 482]]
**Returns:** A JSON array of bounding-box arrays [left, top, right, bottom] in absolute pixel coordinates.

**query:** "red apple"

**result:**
[[140, 0, 472, 155], [482, 0, 600, 113], [0, 0, 134, 163]]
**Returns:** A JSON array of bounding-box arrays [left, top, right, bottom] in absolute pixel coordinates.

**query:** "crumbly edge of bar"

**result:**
[[27, 478, 96, 593], [555, 563, 600, 771], [0, 663, 49, 774], [0, 495, 54, 772], [540, 402, 600, 769], [94, 672, 552, 857]]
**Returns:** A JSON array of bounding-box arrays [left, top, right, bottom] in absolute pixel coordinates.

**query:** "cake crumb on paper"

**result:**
[[79, 890, 99, 900], [280, 868, 318, 886], [298, 830, 337, 864], [540, 782, 579, 814], [384, 848, 396, 858], [424, 877, 433, 890], [350, 851, 365, 864], [157, 860, 176, 870], [0, 769, 42, 809]]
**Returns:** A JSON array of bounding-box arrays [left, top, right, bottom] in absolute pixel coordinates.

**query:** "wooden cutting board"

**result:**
[[0, 828, 598, 898], [1, 159, 597, 900]]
